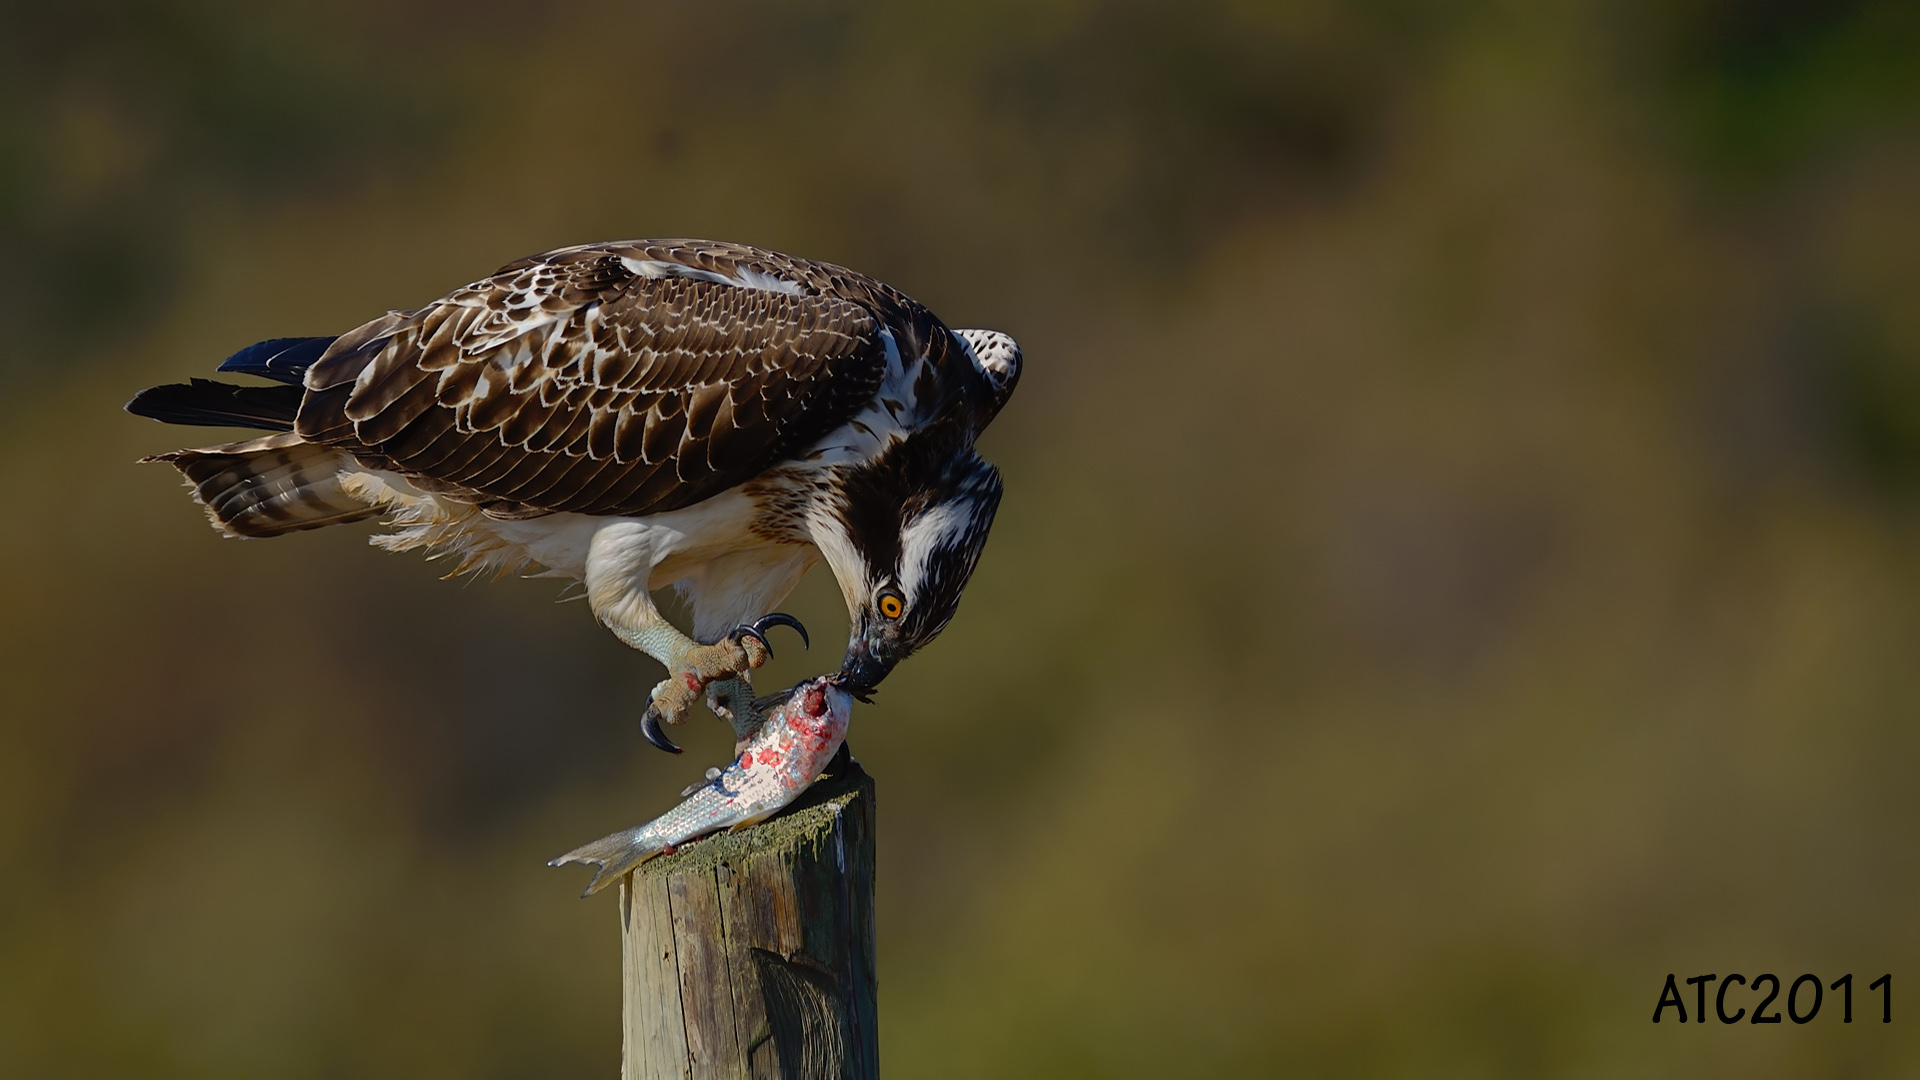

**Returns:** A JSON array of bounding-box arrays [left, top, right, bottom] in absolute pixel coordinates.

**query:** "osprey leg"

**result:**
[[604, 619, 769, 754], [585, 525, 810, 753], [590, 604, 800, 754], [705, 675, 766, 747], [703, 614, 813, 744]]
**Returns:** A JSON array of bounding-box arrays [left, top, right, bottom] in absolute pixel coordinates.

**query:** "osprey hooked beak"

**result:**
[[818, 434, 1006, 702], [837, 614, 899, 702]]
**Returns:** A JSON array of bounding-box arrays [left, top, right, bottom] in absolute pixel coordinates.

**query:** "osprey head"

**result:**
[[821, 431, 1003, 696], [953, 328, 1022, 429]]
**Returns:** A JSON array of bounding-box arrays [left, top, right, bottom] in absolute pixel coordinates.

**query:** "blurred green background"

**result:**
[[4, 0, 1919, 1075]]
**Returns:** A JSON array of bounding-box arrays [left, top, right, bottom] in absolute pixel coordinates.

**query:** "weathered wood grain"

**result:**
[[620, 747, 876, 1080]]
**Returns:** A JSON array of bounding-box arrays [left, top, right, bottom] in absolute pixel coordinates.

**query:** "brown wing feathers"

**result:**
[[292, 245, 898, 519]]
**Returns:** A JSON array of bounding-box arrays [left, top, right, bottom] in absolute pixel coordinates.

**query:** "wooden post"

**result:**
[[618, 748, 877, 1080]]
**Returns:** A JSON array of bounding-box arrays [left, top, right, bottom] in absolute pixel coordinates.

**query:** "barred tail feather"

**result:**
[[145, 432, 379, 538]]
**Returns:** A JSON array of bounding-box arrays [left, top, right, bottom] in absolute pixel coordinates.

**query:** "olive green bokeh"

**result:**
[[4, 1, 1919, 1076]]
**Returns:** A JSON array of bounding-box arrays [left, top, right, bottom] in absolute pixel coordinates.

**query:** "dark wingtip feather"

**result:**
[[125, 378, 302, 430], [216, 336, 338, 385]]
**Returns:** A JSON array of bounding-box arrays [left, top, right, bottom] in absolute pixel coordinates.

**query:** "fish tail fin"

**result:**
[[549, 826, 669, 897]]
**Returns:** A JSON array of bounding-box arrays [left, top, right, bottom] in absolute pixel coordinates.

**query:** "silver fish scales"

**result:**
[[550, 674, 854, 896]]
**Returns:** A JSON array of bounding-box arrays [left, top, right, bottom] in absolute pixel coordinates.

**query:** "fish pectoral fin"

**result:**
[[548, 826, 665, 898], [727, 813, 774, 834]]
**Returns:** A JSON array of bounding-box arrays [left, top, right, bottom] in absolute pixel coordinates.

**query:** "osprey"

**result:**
[[128, 239, 1019, 751]]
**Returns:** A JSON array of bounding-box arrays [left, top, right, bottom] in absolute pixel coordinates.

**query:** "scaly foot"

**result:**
[[639, 613, 809, 754], [705, 675, 765, 750]]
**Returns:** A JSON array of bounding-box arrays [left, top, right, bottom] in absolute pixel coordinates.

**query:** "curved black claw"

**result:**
[[729, 612, 810, 659], [752, 612, 810, 651], [640, 706, 683, 755]]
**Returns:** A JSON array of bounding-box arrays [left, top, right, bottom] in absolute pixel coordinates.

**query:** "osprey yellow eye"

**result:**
[[878, 593, 905, 619]]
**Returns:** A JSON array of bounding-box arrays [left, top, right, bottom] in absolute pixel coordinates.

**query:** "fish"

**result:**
[[549, 674, 855, 897]]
